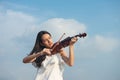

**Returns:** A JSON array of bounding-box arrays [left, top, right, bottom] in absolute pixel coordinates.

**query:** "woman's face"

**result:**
[[41, 33, 53, 48]]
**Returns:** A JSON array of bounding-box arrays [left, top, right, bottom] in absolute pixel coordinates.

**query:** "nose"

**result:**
[[48, 39, 52, 44]]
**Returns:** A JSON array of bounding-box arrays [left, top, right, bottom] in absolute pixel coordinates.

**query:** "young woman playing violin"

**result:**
[[23, 30, 78, 80]]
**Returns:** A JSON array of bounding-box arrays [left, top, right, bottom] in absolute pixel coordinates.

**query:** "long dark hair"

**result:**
[[30, 31, 51, 67]]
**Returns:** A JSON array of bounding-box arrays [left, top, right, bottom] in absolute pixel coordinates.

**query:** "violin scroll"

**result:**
[[75, 33, 87, 38]]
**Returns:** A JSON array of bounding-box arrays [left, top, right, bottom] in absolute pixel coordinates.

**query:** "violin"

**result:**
[[51, 33, 87, 54], [35, 33, 87, 67]]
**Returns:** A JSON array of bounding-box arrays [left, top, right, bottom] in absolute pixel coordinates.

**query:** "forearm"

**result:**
[[68, 45, 74, 66], [61, 45, 74, 66], [61, 37, 77, 66], [23, 51, 43, 63]]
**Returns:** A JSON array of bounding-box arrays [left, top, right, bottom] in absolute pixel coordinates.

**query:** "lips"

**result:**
[[49, 43, 53, 47]]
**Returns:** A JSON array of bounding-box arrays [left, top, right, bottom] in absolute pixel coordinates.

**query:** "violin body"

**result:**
[[51, 37, 71, 54]]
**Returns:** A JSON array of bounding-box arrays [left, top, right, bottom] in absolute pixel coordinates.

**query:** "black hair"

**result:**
[[29, 31, 51, 67]]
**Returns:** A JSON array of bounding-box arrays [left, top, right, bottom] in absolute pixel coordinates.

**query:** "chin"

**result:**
[[50, 44, 53, 47], [47, 45, 52, 48], [49, 45, 53, 48]]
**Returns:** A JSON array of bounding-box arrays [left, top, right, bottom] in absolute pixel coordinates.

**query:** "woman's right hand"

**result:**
[[42, 48, 52, 55]]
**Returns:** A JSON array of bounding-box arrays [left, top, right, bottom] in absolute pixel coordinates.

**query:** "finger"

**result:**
[[72, 38, 77, 42]]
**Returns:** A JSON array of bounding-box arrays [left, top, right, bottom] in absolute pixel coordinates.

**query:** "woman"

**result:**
[[23, 30, 78, 80]]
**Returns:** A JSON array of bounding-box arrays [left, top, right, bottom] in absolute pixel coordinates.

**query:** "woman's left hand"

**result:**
[[69, 37, 78, 45]]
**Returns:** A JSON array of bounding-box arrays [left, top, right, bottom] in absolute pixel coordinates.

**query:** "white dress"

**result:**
[[32, 54, 65, 80]]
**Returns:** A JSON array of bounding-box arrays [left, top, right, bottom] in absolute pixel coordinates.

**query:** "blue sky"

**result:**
[[0, 0, 120, 80]]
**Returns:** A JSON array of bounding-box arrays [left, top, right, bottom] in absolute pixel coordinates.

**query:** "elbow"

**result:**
[[23, 58, 28, 63], [68, 62, 74, 67], [69, 64, 73, 67]]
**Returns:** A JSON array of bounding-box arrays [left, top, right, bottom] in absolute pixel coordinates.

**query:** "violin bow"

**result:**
[[51, 33, 65, 51]]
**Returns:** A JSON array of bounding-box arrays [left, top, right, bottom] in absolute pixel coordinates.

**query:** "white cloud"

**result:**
[[79, 35, 120, 58], [0, 10, 36, 38], [0, 8, 38, 56], [38, 18, 86, 41], [41, 18, 86, 34], [0, 9, 36, 37], [94, 35, 119, 52]]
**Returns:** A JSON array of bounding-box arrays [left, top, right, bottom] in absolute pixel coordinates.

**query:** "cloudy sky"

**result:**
[[0, 0, 120, 80]]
